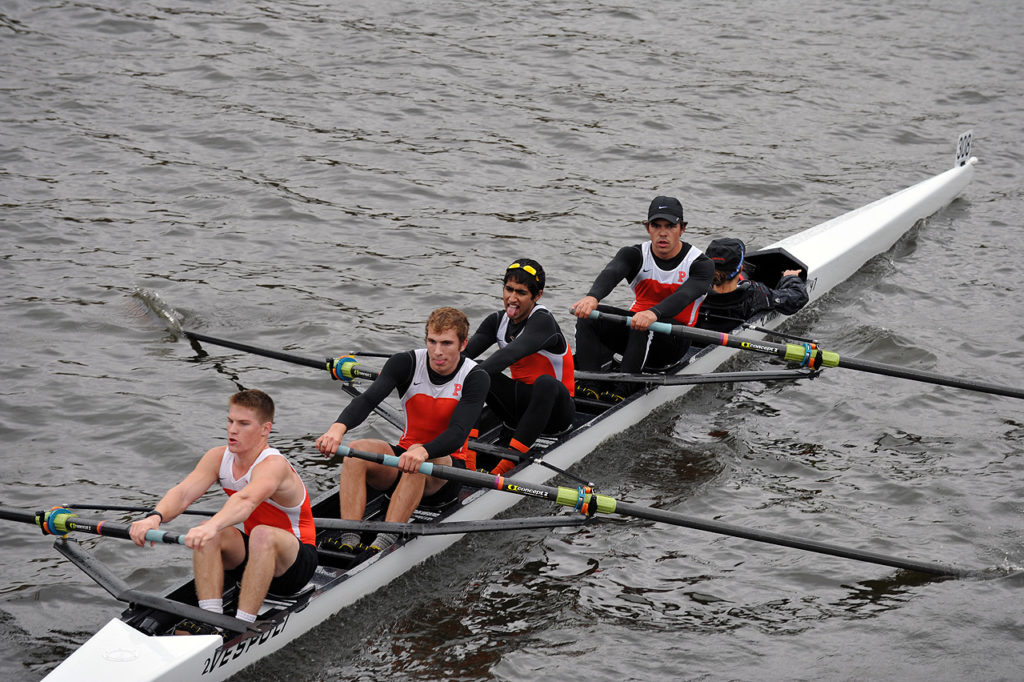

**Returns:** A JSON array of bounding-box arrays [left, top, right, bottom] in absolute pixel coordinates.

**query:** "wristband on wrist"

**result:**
[[145, 509, 164, 523]]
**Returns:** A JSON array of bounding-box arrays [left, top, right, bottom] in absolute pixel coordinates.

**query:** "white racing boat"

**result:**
[[37, 132, 976, 681]]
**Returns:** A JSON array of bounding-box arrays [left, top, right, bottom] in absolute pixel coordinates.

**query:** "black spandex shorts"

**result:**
[[228, 533, 318, 597]]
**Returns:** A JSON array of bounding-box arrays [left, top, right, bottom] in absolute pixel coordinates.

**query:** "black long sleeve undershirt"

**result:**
[[585, 243, 714, 319], [465, 308, 568, 375]]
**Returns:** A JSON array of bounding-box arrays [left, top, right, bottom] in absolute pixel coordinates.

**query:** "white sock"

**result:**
[[339, 532, 361, 549], [371, 532, 398, 551], [198, 598, 223, 614], [235, 610, 258, 623]]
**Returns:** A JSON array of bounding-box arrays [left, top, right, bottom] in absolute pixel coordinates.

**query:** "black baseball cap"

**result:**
[[706, 238, 745, 278], [647, 196, 684, 224]]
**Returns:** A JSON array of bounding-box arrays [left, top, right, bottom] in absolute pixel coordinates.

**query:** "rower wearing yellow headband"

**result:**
[[465, 258, 576, 473]]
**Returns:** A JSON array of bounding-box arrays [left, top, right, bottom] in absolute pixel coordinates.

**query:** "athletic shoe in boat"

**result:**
[[598, 389, 625, 404], [174, 619, 224, 637], [574, 382, 600, 401], [369, 532, 397, 552], [320, 532, 361, 553]]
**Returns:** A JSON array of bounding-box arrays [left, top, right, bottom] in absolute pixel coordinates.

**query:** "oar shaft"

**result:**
[[185, 331, 380, 380], [185, 331, 326, 370], [573, 369, 814, 386], [336, 447, 968, 578], [608, 499, 964, 577], [66, 504, 215, 517], [64, 517, 185, 545], [0, 507, 185, 545], [834, 354, 1024, 400], [336, 446, 562, 501], [589, 310, 1024, 401], [314, 516, 587, 534], [0, 508, 37, 525]]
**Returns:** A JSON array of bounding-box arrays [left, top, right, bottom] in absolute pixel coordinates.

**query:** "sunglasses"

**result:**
[[507, 262, 540, 281]]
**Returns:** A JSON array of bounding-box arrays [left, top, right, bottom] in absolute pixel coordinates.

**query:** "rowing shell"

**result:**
[[43, 133, 977, 682]]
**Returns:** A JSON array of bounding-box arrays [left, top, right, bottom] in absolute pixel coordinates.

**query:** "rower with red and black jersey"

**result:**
[[315, 307, 489, 554], [570, 196, 714, 402], [128, 389, 318, 632], [465, 259, 576, 474]]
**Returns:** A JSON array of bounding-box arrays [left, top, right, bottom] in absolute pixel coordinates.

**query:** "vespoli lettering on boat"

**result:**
[[201, 614, 290, 676]]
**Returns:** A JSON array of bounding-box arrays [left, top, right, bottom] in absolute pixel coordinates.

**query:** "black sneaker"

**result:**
[[598, 390, 625, 404], [174, 619, 224, 637], [575, 382, 601, 401]]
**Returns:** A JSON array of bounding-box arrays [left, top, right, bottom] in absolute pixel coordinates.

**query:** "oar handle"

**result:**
[[587, 310, 676, 336], [336, 446, 500, 487], [337, 447, 429, 475], [587, 310, 758, 351], [334, 446, 610, 511]]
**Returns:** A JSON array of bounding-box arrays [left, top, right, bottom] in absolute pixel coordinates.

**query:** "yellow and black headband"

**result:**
[[507, 261, 540, 282]]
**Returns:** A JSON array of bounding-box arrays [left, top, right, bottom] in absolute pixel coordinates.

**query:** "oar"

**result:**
[[316, 516, 589, 535], [740, 323, 818, 345], [63, 505, 586, 535], [0, 507, 186, 545], [66, 503, 216, 517], [586, 310, 1024, 401], [701, 315, 820, 346], [184, 331, 381, 380], [573, 368, 818, 385], [335, 446, 970, 578]]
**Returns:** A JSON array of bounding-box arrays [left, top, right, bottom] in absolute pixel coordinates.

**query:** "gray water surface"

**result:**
[[2, 1, 1023, 679]]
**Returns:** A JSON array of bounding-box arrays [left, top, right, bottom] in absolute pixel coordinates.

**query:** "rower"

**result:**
[[696, 237, 809, 333], [570, 195, 714, 402], [464, 258, 576, 474], [128, 389, 318, 632], [315, 307, 489, 554]]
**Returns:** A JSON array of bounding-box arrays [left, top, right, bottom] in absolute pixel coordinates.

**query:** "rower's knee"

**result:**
[[341, 439, 388, 477], [246, 525, 276, 553], [534, 374, 559, 389], [340, 449, 372, 481], [249, 525, 294, 556], [340, 456, 368, 473], [193, 526, 239, 564]]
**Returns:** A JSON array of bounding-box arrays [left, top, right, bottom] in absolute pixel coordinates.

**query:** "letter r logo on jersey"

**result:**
[[677, 271, 687, 282], [453, 383, 462, 397]]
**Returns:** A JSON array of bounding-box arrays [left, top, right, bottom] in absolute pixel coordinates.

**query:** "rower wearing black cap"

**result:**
[[570, 195, 714, 402], [697, 237, 809, 333]]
